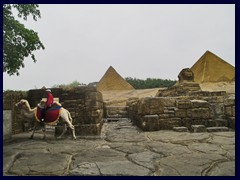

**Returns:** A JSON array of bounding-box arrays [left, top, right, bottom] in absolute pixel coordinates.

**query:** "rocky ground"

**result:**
[[3, 118, 235, 176]]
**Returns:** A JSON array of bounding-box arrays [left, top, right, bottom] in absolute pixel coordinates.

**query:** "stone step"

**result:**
[[190, 125, 206, 133], [206, 119, 228, 127], [107, 114, 128, 118], [206, 127, 229, 132], [106, 118, 121, 122], [173, 126, 188, 132]]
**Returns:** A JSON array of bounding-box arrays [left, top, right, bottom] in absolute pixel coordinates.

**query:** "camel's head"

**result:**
[[15, 99, 30, 110]]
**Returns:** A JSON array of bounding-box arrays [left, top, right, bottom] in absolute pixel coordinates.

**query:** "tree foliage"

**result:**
[[125, 77, 177, 89], [3, 4, 45, 76], [52, 80, 86, 89]]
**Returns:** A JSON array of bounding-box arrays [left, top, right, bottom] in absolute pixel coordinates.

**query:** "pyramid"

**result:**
[[191, 50, 235, 83], [96, 66, 134, 91]]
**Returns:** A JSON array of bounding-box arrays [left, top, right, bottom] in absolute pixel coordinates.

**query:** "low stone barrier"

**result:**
[[3, 110, 12, 141], [128, 92, 235, 132]]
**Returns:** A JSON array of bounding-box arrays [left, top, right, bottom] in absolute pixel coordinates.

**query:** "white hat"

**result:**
[[46, 89, 51, 92]]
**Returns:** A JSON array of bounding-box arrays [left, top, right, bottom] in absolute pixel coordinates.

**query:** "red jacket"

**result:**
[[45, 92, 54, 108]]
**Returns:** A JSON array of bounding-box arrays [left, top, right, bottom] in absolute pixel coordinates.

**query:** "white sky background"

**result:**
[[3, 4, 235, 90]]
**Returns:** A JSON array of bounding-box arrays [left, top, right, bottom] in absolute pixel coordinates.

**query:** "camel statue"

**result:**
[[15, 99, 76, 140]]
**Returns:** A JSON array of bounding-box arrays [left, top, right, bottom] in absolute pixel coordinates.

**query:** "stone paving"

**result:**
[[3, 119, 235, 176]]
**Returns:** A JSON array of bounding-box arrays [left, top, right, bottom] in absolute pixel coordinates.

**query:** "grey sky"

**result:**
[[3, 4, 235, 90]]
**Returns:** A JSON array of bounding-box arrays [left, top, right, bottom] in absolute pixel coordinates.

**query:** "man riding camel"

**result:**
[[41, 89, 54, 122]]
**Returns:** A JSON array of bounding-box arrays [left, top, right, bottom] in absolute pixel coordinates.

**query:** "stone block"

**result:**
[[187, 108, 210, 118], [159, 118, 182, 130], [211, 103, 224, 116], [225, 106, 233, 116], [232, 106, 235, 117], [74, 122, 103, 135], [190, 125, 206, 133], [228, 117, 235, 129], [141, 115, 159, 131], [206, 127, 229, 132], [206, 119, 228, 127], [210, 91, 226, 96], [224, 97, 235, 106], [207, 96, 225, 103], [176, 100, 191, 109], [173, 126, 188, 132], [175, 109, 187, 118], [163, 110, 175, 114], [190, 100, 209, 108], [159, 114, 171, 119], [189, 91, 211, 97]]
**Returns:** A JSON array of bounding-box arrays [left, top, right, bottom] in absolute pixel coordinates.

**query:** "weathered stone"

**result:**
[[187, 108, 210, 118], [228, 117, 235, 129], [147, 141, 192, 156], [188, 143, 226, 155], [206, 127, 229, 132], [206, 161, 235, 176], [225, 106, 233, 116], [173, 126, 188, 132], [206, 119, 228, 127], [159, 153, 227, 176], [190, 100, 209, 108], [207, 133, 235, 145], [159, 114, 171, 119], [141, 115, 159, 131], [210, 91, 227, 96], [232, 106, 235, 117], [3, 110, 12, 141], [96, 160, 151, 176], [191, 125, 206, 133], [108, 142, 146, 154], [75, 122, 103, 136], [224, 96, 235, 106], [159, 118, 182, 130], [9, 152, 71, 176], [176, 100, 191, 109], [69, 162, 100, 176], [175, 109, 187, 118], [128, 151, 162, 170], [211, 103, 224, 116]]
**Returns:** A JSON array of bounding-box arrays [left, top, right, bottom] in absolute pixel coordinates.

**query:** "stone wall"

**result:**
[[127, 92, 235, 132], [3, 91, 27, 134], [224, 95, 235, 129], [3, 110, 12, 141], [3, 86, 104, 136], [59, 86, 104, 136]]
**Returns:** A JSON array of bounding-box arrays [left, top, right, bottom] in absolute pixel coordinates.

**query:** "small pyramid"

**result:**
[[96, 66, 134, 91], [191, 50, 235, 83]]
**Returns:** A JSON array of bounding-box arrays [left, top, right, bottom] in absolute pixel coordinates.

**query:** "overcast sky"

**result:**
[[3, 4, 235, 90]]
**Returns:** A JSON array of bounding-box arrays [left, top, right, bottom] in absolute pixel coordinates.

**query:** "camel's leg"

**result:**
[[42, 124, 46, 139], [30, 121, 38, 139], [72, 126, 77, 140], [57, 124, 67, 139], [61, 109, 77, 140], [65, 121, 76, 140]]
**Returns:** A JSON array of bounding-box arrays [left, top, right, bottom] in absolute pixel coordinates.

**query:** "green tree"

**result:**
[[3, 4, 45, 76], [125, 77, 177, 89], [52, 80, 86, 89]]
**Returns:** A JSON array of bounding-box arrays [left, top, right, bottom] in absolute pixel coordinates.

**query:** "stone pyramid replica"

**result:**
[[191, 50, 235, 83], [97, 66, 134, 91]]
